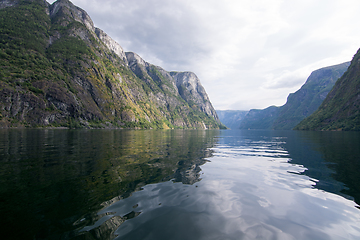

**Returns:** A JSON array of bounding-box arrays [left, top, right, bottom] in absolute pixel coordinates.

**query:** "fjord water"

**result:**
[[0, 129, 359, 239]]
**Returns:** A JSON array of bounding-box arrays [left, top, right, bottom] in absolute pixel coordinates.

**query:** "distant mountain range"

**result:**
[[0, 0, 224, 129], [215, 110, 248, 129], [295, 49, 360, 131], [218, 62, 351, 130]]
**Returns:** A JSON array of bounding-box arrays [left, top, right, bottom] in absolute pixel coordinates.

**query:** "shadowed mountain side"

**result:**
[[238, 62, 350, 130], [295, 49, 360, 131], [274, 62, 350, 130]]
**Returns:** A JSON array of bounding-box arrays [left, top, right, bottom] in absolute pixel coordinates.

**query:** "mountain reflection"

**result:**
[[0, 129, 218, 240], [285, 130, 360, 205], [214, 130, 360, 206]]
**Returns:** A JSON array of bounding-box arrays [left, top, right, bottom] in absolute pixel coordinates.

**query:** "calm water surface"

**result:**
[[0, 129, 359, 239]]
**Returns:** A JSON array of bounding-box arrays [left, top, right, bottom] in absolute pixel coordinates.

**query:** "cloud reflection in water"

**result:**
[[79, 131, 360, 240]]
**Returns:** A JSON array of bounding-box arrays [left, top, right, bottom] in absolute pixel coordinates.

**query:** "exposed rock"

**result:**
[[49, 0, 95, 32], [171, 71, 219, 121], [95, 28, 128, 66]]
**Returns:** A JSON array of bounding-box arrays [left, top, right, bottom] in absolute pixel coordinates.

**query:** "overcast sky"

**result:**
[[48, 0, 360, 110]]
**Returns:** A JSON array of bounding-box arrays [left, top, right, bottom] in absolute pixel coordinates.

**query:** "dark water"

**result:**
[[0, 129, 359, 239]]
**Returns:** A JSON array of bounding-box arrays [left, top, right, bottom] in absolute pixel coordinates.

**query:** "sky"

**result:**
[[48, 0, 360, 110]]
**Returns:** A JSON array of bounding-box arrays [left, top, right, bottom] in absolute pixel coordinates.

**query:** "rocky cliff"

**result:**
[[0, 0, 223, 129], [295, 49, 360, 131]]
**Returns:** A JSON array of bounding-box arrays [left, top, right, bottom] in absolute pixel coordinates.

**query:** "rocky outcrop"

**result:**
[[171, 72, 219, 121], [49, 0, 95, 32], [95, 28, 128, 66], [124, 52, 221, 126]]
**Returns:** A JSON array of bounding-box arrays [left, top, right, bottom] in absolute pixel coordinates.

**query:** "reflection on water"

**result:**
[[0, 129, 217, 239], [287, 130, 360, 204], [0, 129, 360, 239]]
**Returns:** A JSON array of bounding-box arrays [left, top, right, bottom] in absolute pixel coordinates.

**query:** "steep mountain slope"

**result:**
[[0, 0, 223, 129], [273, 62, 350, 130], [238, 62, 349, 130], [295, 49, 360, 131], [216, 110, 248, 129]]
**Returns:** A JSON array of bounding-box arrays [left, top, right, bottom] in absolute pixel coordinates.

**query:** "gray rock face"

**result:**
[[124, 52, 220, 126], [95, 28, 128, 66], [125, 52, 177, 94], [125, 52, 219, 122], [126, 52, 148, 70], [49, 0, 95, 32], [171, 72, 219, 121]]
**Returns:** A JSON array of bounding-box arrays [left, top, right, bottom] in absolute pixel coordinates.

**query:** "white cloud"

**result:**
[[47, 0, 360, 110]]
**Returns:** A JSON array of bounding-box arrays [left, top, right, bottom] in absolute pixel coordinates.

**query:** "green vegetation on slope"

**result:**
[[237, 62, 349, 130], [273, 62, 350, 130], [0, 0, 222, 129], [295, 49, 360, 131]]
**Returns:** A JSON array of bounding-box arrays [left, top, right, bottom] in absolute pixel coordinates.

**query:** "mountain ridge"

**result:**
[[235, 62, 350, 130], [295, 49, 360, 131], [0, 0, 224, 129]]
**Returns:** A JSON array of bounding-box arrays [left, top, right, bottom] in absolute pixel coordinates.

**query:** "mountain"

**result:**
[[216, 110, 248, 129], [238, 62, 350, 130], [273, 62, 350, 130], [295, 49, 360, 131], [0, 0, 224, 129], [239, 106, 280, 130]]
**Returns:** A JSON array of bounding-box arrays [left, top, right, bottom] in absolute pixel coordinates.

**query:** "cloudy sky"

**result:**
[[49, 0, 360, 110]]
